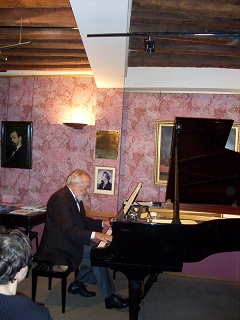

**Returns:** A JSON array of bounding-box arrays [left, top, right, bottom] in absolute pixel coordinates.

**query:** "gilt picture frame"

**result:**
[[1, 121, 33, 169], [154, 121, 174, 186], [226, 123, 240, 152], [94, 166, 116, 195], [154, 121, 240, 186]]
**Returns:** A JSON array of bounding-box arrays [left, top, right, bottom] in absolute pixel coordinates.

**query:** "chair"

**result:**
[[15, 228, 39, 250], [28, 231, 39, 250], [31, 261, 78, 313]]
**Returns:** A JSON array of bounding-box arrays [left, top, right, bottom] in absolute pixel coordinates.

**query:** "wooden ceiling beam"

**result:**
[[129, 39, 240, 57], [0, 27, 81, 41], [0, 8, 77, 28], [128, 52, 240, 69], [4, 49, 86, 57], [131, 0, 240, 32], [129, 47, 240, 58], [130, 22, 240, 33], [131, 12, 240, 24], [0, 42, 84, 50], [1, 55, 89, 62], [129, 36, 240, 45], [0, 65, 92, 71], [133, 0, 240, 18], [0, 0, 71, 9], [0, 0, 239, 72]]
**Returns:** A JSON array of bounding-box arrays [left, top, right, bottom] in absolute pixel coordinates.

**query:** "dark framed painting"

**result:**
[[1, 121, 33, 169], [154, 121, 240, 186]]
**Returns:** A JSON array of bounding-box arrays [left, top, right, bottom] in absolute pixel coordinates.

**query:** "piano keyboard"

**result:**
[[97, 227, 112, 248]]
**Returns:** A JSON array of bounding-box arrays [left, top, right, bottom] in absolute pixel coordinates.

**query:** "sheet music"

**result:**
[[97, 182, 143, 248], [9, 209, 37, 215], [117, 182, 143, 220], [20, 204, 46, 211]]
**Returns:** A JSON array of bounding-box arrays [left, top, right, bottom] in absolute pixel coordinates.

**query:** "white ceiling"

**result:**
[[70, 0, 131, 88]]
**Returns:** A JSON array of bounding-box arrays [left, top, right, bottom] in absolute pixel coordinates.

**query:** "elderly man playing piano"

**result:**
[[36, 169, 128, 310]]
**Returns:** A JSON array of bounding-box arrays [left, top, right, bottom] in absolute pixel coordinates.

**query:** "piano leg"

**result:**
[[129, 280, 142, 320], [141, 273, 159, 301], [121, 270, 161, 320]]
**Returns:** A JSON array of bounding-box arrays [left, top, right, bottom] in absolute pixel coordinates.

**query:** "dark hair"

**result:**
[[9, 127, 24, 140], [0, 227, 32, 285], [103, 171, 111, 181]]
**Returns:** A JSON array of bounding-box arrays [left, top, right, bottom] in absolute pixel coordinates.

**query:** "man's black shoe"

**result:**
[[68, 281, 96, 297], [105, 294, 129, 309]]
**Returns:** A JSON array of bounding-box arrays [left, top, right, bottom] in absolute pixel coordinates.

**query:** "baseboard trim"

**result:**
[[164, 271, 240, 283]]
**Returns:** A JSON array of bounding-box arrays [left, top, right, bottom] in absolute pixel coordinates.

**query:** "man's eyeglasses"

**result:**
[[79, 183, 91, 190]]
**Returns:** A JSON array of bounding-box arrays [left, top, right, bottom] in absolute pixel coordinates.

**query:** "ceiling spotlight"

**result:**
[[144, 36, 155, 53], [0, 51, 7, 61]]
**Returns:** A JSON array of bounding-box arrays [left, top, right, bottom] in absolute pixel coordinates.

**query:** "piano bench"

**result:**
[[31, 261, 78, 313]]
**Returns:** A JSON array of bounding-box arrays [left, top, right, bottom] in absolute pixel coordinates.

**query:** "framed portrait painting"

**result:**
[[94, 166, 116, 195], [154, 121, 174, 186], [1, 121, 33, 169], [154, 120, 240, 186]]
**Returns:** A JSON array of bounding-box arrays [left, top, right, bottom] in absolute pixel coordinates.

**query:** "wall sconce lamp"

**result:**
[[63, 123, 88, 129], [144, 36, 155, 53]]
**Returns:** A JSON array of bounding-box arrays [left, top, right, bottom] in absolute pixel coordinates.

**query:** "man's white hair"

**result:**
[[66, 169, 89, 186]]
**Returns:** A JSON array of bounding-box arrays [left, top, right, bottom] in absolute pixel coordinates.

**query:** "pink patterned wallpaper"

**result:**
[[120, 92, 240, 204], [0, 77, 124, 213], [0, 76, 239, 280]]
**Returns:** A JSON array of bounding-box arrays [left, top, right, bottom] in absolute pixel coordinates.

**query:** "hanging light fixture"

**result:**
[[0, 17, 31, 62], [144, 35, 155, 53]]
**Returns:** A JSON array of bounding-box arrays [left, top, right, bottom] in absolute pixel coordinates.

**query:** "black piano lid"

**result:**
[[165, 117, 240, 205]]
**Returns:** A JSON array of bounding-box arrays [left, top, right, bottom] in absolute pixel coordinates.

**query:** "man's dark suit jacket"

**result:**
[[36, 186, 103, 271], [98, 181, 112, 190], [8, 145, 28, 164]]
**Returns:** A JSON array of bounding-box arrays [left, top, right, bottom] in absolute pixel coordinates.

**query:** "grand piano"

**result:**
[[90, 117, 240, 320]]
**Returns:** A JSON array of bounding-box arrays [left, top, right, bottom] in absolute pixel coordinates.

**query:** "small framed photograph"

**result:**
[[94, 166, 116, 195], [1, 121, 33, 169]]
